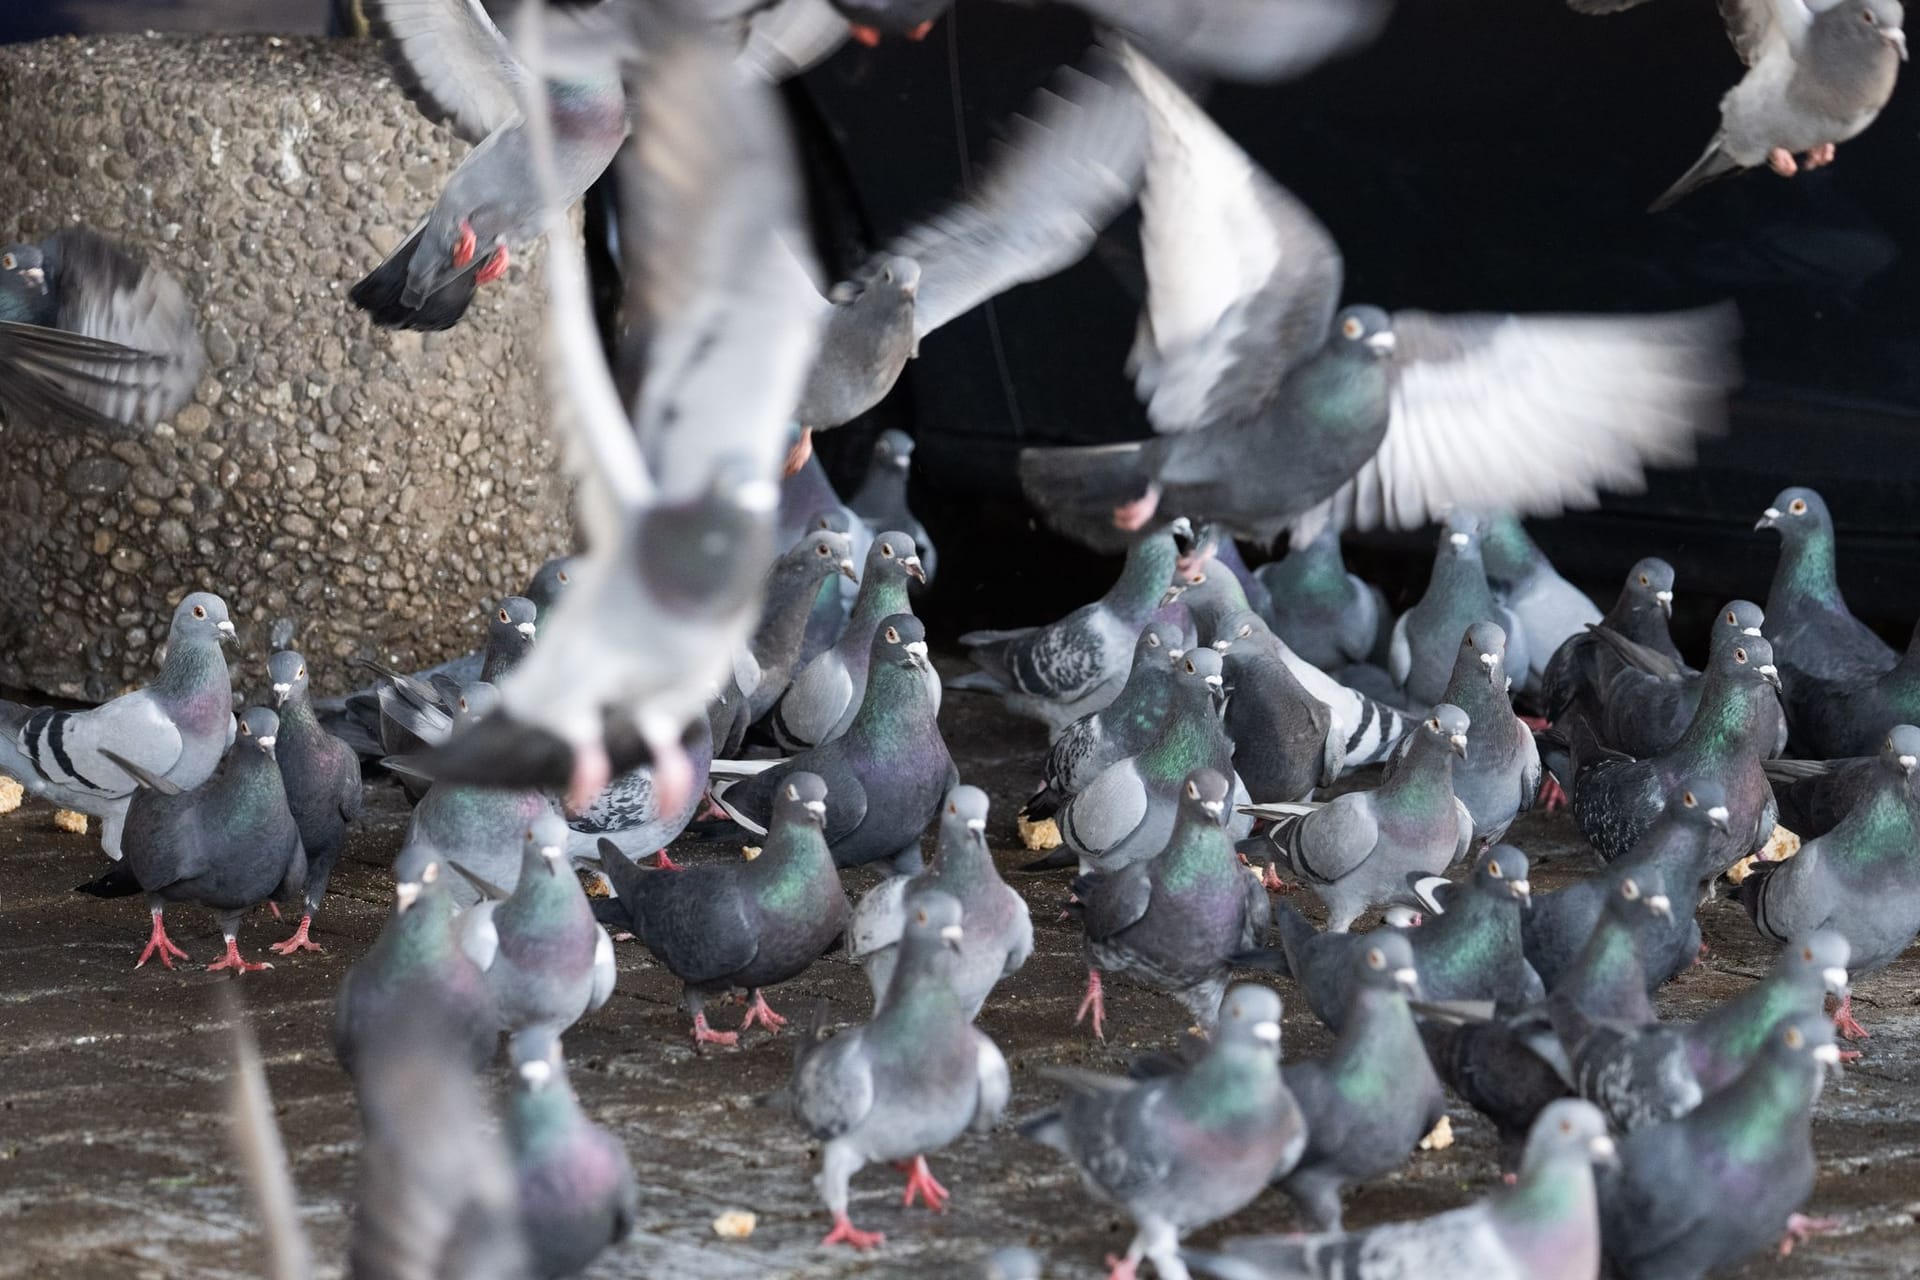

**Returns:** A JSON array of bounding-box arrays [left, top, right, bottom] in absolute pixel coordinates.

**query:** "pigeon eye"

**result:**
[[1785, 1024, 1805, 1048], [1801, 946, 1814, 962], [1147, 634, 1160, 647], [1239, 625, 1251, 638], [1734, 647, 1749, 664], [1638, 574, 1649, 586], [296, 666, 306, 680], [1621, 879, 1641, 900], [1725, 611, 1737, 624], [1185, 660, 1196, 673], [881, 543, 895, 557], [885, 626, 901, 644], [458, 698, 469, 712], [1341, 316, 1363, 340], [1185, 780, 1200, 800], [1682, 791, 1696, 807], [914, 908, 928, 925], [1790, 498, 1807, 514], [816, 543, 829, 556], [556, 570, 569, 584], [1427, 717, 1441, 731], [0, 253, 13, 270], [1559, 1118, 1574, 1135], [1487, 860, 1503, 878], [1863, 8, 1876, 21], [498, 609, 510, 624], [192, 605, 207, 619], [239, 721, 251, 735], [1366, 948, 1385, 969]]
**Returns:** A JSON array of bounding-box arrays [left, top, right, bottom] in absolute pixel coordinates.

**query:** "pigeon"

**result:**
[[714, 615, 957, 874], [1562, 631, 1782, 868], [1598, 1012, 1841, 1280], [1184, 1098, 1614, 1280], [394, 737, 558, 908], [0, 591, 236, 860], [1389, 515, 1529, 710], [770, 531, 931, 750], [262, 650, 365, 955], [1232, 618, 1417, 774], [1523, 780, 1725, 993], [507, 1052, 638, 1280], [1018, 45, 1736, 548], [955, 530, 1181, 736], [1162, 559, 1255, 649], [777, 888, 1009, 1249], [847, 434, 935, 587], [1681, 929, 1852, 1093], [1757, 487, 1899, 713], [1215, 610, 1343, 805], [1790, 618, 1920, 758], [599, 770, 848, 1046], [1021, 984, 1306, 1280], [565, 713, 713, 870], [1542, 557, 1679, 726], [1741, 724, 1920, 1036], [1277, 932, 1447, 1232], [106, 706, 306, 974], [740, 526, 860, 734], [1253, 526, 1388, 673], [333, 861, 499, 1077], [781, 45, 1147, 472], [1071, 768, 1271, 1036], [1022, 619, 1187, 822], [849, 784, 1032, 1017], [1182, 521, 1276, 621], [1763, 726, 1916, 837], [1480, 513, 1601, 695], [0, 225, 205, 432], [1592, 599, 1785, 760], [479, 596, 540, 683], [457, 811, 617, 1064], [1248, 706, 1474, 932], [1397, 620, 1540, 845], [1589, 0, 1911, 210], [524, 555, 577, 629], [1041, 645, 1236, 874]]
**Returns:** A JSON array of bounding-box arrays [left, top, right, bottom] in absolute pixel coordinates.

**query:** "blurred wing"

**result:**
[[42, 227, 204, 428], [734, 0, 852, 80], [225, 1013, 313, 1280], [1720, 0, 1802, 65], [364, 0, 529, 143], [1121, 43, 1342, 435], [1073, 0, 1389, 82], [1299, 305, 1738, 534], [884, 44, 1147, 343]]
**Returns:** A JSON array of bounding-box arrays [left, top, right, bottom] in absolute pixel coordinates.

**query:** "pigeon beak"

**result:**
[[395, 881, 422, 913], [1201, 799, 1225, 818], [1648, 894, 1673, 919], [1479, 651, 1499, 686], [1898, 754, 1916, 775], [517, 622, 537, 639], [256, 734, 276, 755], [1448, 532, 1470, 549], [1251, 1019, 1281, 1045], [22, 266, 45, 290], [1822, 966, 1850, 996], [838, 558, 859, 582], [1814, 1042, 1844, 1066], [1211, 639, 1232, 653], [1742, 627, 1762, 637], [1706, 805, 1730, 831], [1511, 879, 1532, 909], [1365, 331, 1396, 354], [1758, 663, 1781, 690], [1755, 508, 1782, 530], [1590, 1134, 1619, 1166], [902, 556, 926, 584], [1654, 590, 1673, 617], [803, 798, 828, 825], [1160, 585, 1185, 607], [1449, 733, 1468, 757], [904, 639, 931, 672], [1886, 26, 1908, 59], [965, 816, 987, 834], [1392, 966, 1421, 996], [939, 923, 964, 949], [216, 619, 238, 641], [270, 682, 291, 707]]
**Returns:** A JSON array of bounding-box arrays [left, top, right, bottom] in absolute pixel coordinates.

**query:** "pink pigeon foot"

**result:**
[[1768, 147, 1799, 177], [474, 244, 510, 285], [847, 23, 882, 47], [1803, 142, 1836, 170], [646, 738, 694, 825], [897, 1155, 950, 1210], [1518, 715, 1550, 732], [1830, 992, 1870, 1042], [206, 937, 273, 974], [739, 989, 788, 1034], [1076, 968, 1107, 1040], [821, 1213, 885, 1249], [267, 900, 282, 921], [1112, 486, 1162, 532], [451, 218, 477, 268], [1104, 1255, 1140, 1280], [135, 910, 190, 969], [690, 1012, 739, 1049], [784, 427, 815, 477], [1538, 775, 1569, 813], [653, 849, 686, 872], [566, 740, 612, 816], [269, 914, 323, 955], [1778, 1212, 1843, 1257]]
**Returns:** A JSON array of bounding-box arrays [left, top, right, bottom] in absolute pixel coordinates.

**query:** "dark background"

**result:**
[[11, 0, 1918, 644]]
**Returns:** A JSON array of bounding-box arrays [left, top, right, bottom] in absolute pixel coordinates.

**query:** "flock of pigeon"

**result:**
[[0, 0, 1915, 1278]]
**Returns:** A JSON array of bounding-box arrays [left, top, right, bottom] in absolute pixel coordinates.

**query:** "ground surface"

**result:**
[[3, 659, 1919, 1279]]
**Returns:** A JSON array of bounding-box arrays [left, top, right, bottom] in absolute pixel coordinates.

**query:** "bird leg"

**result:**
[[739, 989, 788, 1034], [267, 900, 282, 920], [566, 739, 614, 816], [1803, 143, 1837, 170], [783, 427, 815, 477], [1692, 940, 1710, 969], [1778, 1212, 1843, 1256], [206, 934, 273, 974], [451, 218, 478, 268], [820, 1212, 885, 1249], [847, 23, 883, 47], [474, 244, 510, 285], [896, 1155, 950, 1211], [1537, 774, 1569, 813], [1111, 485, 1162, 532], [653, 849, 686, 872], [1103, 1252, 1142, 1280], [645, 735, 695, 821], [135, 908, 190, 969], [689, 1011, 740, 1049], [1768, 147, 1799, 177], [1829, 992, 1870, 1042], [1517, 714, 1551, 732], [268, 913, 323, 955], [1076, 968, 1107, 1040]]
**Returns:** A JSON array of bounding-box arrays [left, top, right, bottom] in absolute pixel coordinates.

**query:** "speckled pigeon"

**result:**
[[1, 591, 236, 860], [1541, 556, 1678, 726], [1254, 526, 1387, 673], [1394, 620, 1539, 844], [776, 889, 1009, 1249], [567, 713, 712, 872], [850, 785, 1032, 1018], [1479, 513, 1600, 696], [1022, 619, 1187, 822], [507, 1052, 637, 1280], [1213, 610, 1343, 806], [1389, 515, 1529, 709], [1021, 984, 1306, 1280], [1757, 487, 1898, 717], [262, 650, 364, 956]]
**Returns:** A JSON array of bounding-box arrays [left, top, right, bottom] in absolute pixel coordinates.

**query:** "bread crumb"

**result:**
[[740, 845, 761, 861], [53, 809, 88, 834], [0, 777, 23, 814], [1017, 813, 1060, 851], [712, 1210, 756, 1239], [1419, 1114, 1454, 1151]]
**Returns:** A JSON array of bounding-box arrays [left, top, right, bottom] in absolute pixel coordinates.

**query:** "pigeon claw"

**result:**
[[1075, 968, 1107, 1040], [739, 989, 788, 1034], [135, 911, 190, 970], [1103, 1255, 1141, 1280], [783, 427, 815, 477], [897, 1155, 950, 1211], [451, 218, 478, 269], [689, 1012, 739, 1049], [1803, 142, 1837, 170], [475, 244, 510, 285], [1778, 1212, 1843, 1257], [1538, 774, 1569, 813], [268, 915, 323, 955], [1830, 992, 1870, 1042], [1768, 147, 1799, 177], [206, 938, 273, 974], [653, 848, 686, 872], [906, 19, 935, 38], [1111, 486, 1162, 532], [847, 23, 883, 47]]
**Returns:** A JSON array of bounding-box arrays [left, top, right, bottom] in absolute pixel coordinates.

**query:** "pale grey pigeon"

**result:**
[[1480, 512, 1601, 695], [1389, 514, 1530, 709]]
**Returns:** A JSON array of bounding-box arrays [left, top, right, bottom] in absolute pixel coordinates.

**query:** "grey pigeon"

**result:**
[[1603, 0, 1910, 210], [1542, 556, 1679, 726], [0, 591, 236, 859], [1395, 620, 1539, 844], [1071, 769, 1271, 1036], [955, 530, 1181, 736], [1763, 726, 1916, 837], [108, 707, 305, 974], [1255, 624, 1417, 775], [1791, 617, 1920, 758], [1162, 559, 1254, 649], [1599, 1013, 1841, 1280], [771, 531, 931, 750], [1277, 933, 1447, 1232], [778, 889, 1009, 1249], [507, 1052, 638, 1280], [715, 615, 957, 874], [333, 862, 499, 1077], [1022, 619, 1187, 822], [1741, 725, 1920, 1036], [395, 707, 558, 907], [479, 596, 539, 683], [263, 650, 365, 955], [565, 713, 713, 871], [739, 525, 859, 734], [1185, 1098, 1614, 1280], [849, 784, 1033, 1017], [1757, 487, 1899, 720], [1019, 47, 1735, 549], [599, 771, 848, 1046], [1593, 599, 1786, 759], [457, 812, 617, 1064], [1021, 984, 1306, 1280], [1181, 520, 1276, 620], [1249, 706, 1474, 931], [1523, 779, 1726, 993], [524, 555, 576, 629], [1215, 610, 1343, 805], [1254, 526, 1388, 672], [848, 431, 937, 586], [1681, 929, 1852, 1093], [0, 226, 204, 432], [1389, 515, 1529, 710], [1480, 513, 1601, 695]]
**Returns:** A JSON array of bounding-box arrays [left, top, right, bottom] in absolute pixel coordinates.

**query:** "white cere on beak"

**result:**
[[1813, 1044, 1843, 1066], [519, 1058, 554, 1086], [1206, 674, 1224, 688], [541, 844, 564, 860], [804, 799, 828, 819], [1393, 967, 1419, 987], [1201, 799, 1225, 817], [1758, 664, 1779, 677], [1512, 879, 1531, 897], [1649, 894, 1673, 917], [1448, 532, 1470, 548], [965, 817, 986, 833], [1591, 1135, 1617, 1160], [1742, 627, 1762, 637], [395, 881, 422, 911], [217, 620, 238, 638], [1898, 755, 1916, 771], [1763, 507, 1782, 520], [1251, 1020, 1281, 1044], [1707, 805, 1730, 824], [1654, 590, 1674, 604], [1450, 733, 1469, 750], [23, 266, 45, 288], [939, 924, 965, 944], [271, 682, 291, 696], [1822, 966, 1850, 991], [1365, 331, 1396, 353], [516, 623, 537, 639], [256, 735, 276, 750], [905, 640, 929, 657]]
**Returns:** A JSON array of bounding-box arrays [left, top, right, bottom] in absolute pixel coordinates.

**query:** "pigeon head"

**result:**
[[454, 681, 502, 727], [1715, 633, 1780, 690], [524, 557, 576, 618], [1136, 619, 1186, 666], [795, 528, 859, 583], [0, 242, 49, 319], [1820, 0, 1908, 58], [521, 812, 571, 878], [1666, 779, 1732, 833], [873, 427, 916, 470], [1211, 609, 1269, 656], [1520, 1100, 1616, 1174], [267, 650, 310, 708], [171, 592, 237, 646], [1421, 703, 1471, 757], [1766, 1012, 1844, 1090], [868, 530, 927, 585], [1477, 512, 1540, 582], [1708, 600, 1766, 654], [873, 613, 932, 676], [1472, 845, 1532, 909], [1609, 870, 1673, 924], [941, 784, 991, 846], [812, 507, 853, 535], [1331, 305, 1394, 359], [393, 859, 443, 914], [1755, 487, 1832, 536], [902, 889, 966, 957], [1437, 510, 1484, 558], [1458, 620, 1508, 690], [1180, 768, 1231, 826], [490, 596, 539, 646], [634, 466, 778, 618], [866, 254, 921, 303], [1214, 983, 1284, 1053], [1174, 646, 1227, 711], [238, 706, 280, 758], [773, 770, 831, 829], [1354, 930, 1421, 997], [1879, 724, 1920, 779], [1781, 929, 1852, 998], [1622, 557, 1676, 618]]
